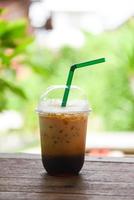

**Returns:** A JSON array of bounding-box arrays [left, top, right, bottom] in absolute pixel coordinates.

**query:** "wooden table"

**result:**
[[0, 154, 134, 200]]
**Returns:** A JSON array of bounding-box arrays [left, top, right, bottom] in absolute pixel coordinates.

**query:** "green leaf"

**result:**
[[0, 8, 4, 15], [0, 78, 27, 99], [0, 50, 11, 66], [0, 20, 29, 48], [0, 20, 8, 37]]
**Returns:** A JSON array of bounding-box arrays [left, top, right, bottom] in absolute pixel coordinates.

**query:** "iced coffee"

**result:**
[[39, 111, 88, 175], [37, 86, 90, 175]]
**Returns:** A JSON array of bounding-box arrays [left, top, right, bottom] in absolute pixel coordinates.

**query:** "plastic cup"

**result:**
[[36, 85, 91, 176]]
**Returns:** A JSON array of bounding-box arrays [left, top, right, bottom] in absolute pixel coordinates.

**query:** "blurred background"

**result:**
[[0, 0, 134, 156]]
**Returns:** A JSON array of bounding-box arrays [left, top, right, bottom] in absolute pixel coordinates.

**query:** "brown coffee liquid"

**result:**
[[39, 112, 88, 175], [42, 155, 84, 175]]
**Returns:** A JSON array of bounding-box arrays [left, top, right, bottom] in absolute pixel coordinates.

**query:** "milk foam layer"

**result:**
[[37, 99, 90, 114]]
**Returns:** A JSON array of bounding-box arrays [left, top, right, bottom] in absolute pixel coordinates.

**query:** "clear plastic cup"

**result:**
[[36, 85, 91, 176]]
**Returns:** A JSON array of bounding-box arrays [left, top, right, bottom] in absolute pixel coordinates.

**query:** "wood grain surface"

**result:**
[[0, 154, 134, 200]]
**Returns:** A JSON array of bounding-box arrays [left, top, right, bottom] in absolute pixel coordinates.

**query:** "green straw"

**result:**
[[61, 58, 106, 107]]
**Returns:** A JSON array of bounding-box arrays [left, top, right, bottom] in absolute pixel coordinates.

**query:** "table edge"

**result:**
[[0, 153, 134, 163]]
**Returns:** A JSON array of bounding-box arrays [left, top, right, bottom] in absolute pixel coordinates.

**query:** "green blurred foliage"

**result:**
[[0, 9, 32, 111], [0, 8, 134, 132], [24, 20, 134, 131]]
